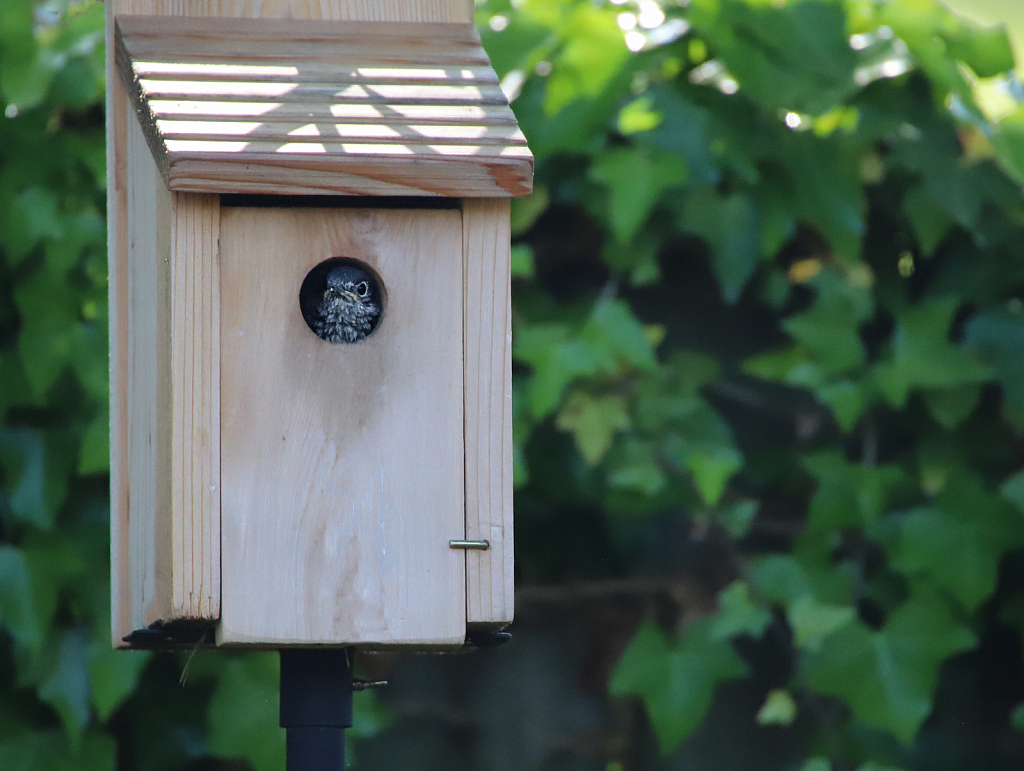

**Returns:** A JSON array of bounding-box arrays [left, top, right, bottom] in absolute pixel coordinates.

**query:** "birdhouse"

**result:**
[[107, 5, 531, 649]]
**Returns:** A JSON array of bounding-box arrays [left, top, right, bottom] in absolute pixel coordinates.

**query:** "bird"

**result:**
[[309, 264, 382, 343]]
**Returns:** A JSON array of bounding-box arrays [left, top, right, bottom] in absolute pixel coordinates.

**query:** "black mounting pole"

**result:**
[[279, 649, 354, 771]]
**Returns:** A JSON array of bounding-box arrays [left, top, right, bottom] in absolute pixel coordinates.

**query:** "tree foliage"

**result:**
[[2, 0, 1024, 769]]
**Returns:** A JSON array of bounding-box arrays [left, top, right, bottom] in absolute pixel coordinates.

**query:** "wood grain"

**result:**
[[170, 193, 221, 620], [218, 208, 466, 646], [111, 0, 472, 22], [115, 15, 533, 197], [122, 88, 175, 635], [462, 199, 514, 626]]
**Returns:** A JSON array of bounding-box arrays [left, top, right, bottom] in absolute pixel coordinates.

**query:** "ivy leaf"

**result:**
[[77, 408, 109, 476], [206, 653, 285, 771], [86, 645, 149, 723], [591, 146, 688, 244], [555, 392, 630, 465], [37, 630, 91, 746], [515, 323, 601, 418], [757, 689, 798, 726], [679, 445, 743, 506], [544, 4, 627, 115], [783, 271, 873, 373], [688, 0, 857, 114], [0, 428, 76, 530], [0, 730, 115, 771], [0, 546, 39, 651], [964, 309, 1024, 430], [788, 596, 856, 651], [680, 190, 760, 303], [874, 299, 991, 407], [606, 439, 667, 497], [804, 588, 976, 744], [610, 619, 746, 753], [802, 452, 905, 532], [884, 474, 1024, 611], [710, 581, 771, 640]]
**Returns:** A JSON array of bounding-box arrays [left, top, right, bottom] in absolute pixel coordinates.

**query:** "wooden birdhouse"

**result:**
[[107, 2, 531, 649]]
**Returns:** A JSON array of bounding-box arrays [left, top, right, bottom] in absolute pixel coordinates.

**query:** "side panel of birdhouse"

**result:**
[[218, 207, 466, 646], [110, 83, 222, 641], [463, 200, 514, 627]]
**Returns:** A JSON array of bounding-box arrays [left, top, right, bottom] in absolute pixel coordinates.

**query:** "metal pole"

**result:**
[[279, 648, 354, 771]]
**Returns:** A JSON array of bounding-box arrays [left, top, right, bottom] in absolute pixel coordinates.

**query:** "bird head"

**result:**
[[325, 265, 373, 305]]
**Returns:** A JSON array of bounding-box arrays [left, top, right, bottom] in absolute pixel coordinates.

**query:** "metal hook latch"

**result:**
[[449, 539, 490, 550]]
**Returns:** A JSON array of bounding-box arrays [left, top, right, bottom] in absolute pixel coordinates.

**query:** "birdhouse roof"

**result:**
[[114, 16, 533, 197]]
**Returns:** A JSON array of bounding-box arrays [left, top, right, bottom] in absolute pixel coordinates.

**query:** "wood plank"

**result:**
[[137, 80, 508, 105], [110, 23, 139, 644], [147, 101, 519, 124], [462, 199, 513, 627], [218, 208, 466, 646], [166, 156, 530, 197], [113, 1, 472, 24], [124, 89, 175, 633], [169, 193, 221, 619], [133, 60, 499, 84], [155, 120, 525, 143]]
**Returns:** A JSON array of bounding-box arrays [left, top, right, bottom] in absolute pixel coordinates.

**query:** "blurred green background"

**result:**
[[3, 0, 1024, 769]]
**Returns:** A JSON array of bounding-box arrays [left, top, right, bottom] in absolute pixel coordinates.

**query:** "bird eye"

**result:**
[[356, 281, 369, 297]]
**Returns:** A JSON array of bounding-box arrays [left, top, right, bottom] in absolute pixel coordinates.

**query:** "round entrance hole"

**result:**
[[299, 257, 385, 343]]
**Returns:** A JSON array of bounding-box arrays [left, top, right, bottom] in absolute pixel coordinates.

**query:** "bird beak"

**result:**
[[327, 288, 360, 302]]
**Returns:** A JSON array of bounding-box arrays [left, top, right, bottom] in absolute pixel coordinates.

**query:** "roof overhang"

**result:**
[[115, 15, 533, 197]]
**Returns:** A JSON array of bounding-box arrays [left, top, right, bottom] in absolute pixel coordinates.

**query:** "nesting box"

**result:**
[[108, 7, 531, 648]]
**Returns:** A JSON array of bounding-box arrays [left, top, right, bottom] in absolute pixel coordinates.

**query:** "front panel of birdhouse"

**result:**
[[217, 207, 465, 645]]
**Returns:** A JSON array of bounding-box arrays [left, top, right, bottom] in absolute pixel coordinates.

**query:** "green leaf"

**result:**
[[515, 301, 657, 418], [752, 554, 813, 607], [756, 689, 798, 726], [510, 244, 535, 278], [78, 408, 109, 476], [964, 309, 1024, 430], [37, 629, 91, 745], [591, 146, 688, 243], [817, 380, 869, 433], [788, 595, 856, 651], [680, 190, 760, 303], [710, 581, 771, 640], [874, 299, 991, 407], [682, 445, 742, 506], [0, 545, 39, 650], [544, 4, 628, 115], [618, 96, 662, 135], [610, 619, 746, 753], [86, 645, 149, 723], [885, 474, 1024, 611], [555, 392, 630, 464], [922, 383, 981, 429], [804, 588, 976, 744], [945, 20, 1016, 78], [0, 428, 75, 530], [783, 270, 873, 373], [993, 108, 1024, 186], [583, 300, 659, 371], [207, 653, 285, 771], [688, 0, 857, 114], [606, 439, 667, 497], [510, 186, 548, 237], [0, 730, 115, 771], [802, 452, 905, 532]]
